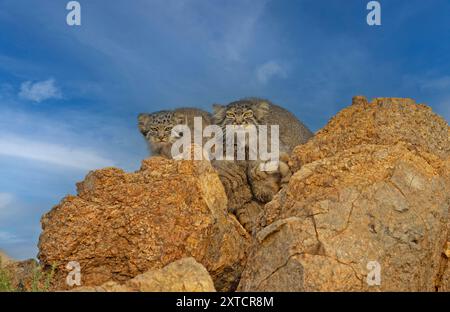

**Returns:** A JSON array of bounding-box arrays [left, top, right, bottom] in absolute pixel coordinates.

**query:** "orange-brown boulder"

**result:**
[[238, 97, 449, 291], [38, 158, 250, 291]]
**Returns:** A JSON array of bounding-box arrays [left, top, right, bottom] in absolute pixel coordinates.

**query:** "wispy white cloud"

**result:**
[[213, 1, 268, 62], [402, 74, 450, 121], [420, 76, 450, 91], [18, 78, 62, 103], [0, 231, 24, 244], [256, 61, 288, 84], [437, 96, 450, 121], [0, 134, 115, 170], [0, 193, 14, 211], [0, 193, 27, 221]]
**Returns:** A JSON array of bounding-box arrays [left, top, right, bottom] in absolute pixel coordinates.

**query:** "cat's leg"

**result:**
[[247, 152, 293, 202], [279, 152, 292, 184], [247, 160, 281, 203], [235, 200, 263, 234]]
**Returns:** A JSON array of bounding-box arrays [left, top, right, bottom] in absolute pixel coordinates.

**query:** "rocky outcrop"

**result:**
[[238, 97, 450, 291], [71, 258, 216, 292], [289, 97, 449, 172], [38, 158, 250, 291], [36, 96, 449, 292]]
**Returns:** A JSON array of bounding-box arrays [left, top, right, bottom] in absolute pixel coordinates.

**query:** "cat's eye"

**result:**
[[150, 127, 158, 132], [226, 112, 235, 118], [243, 111, 254, 118], [164, 126, 172, 131]]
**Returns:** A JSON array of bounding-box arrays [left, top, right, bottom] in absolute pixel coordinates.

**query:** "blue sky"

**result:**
[[0, 0, 449, 259]]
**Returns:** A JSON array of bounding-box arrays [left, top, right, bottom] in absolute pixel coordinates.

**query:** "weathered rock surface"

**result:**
[[238, 97, 450, 291], [38, 158, 250, 291], [72, 258, 216, 292], [289, 97, 449, 172], [437, 239, 450, 292]]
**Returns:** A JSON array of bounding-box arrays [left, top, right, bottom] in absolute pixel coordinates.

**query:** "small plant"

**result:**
[[44, 263, 57, 291], [0, 258, 57, 292], [0, 259, 16, 292], [31, 263, 57, 292], [31, 265, 42, 292]]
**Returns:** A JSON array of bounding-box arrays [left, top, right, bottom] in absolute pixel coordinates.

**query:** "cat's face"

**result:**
[[213, 100, 270, 130], [138, 111, 184, 152]]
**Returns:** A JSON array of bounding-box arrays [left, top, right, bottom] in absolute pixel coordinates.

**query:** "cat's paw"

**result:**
[[235, 201, 263, 234], [248, 161, 281, 203], [279, 152, 292, 184]]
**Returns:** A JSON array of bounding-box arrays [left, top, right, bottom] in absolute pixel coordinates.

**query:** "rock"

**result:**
[[38, 158, 250, 291], [438, 269, 450, 292], [72, 258, 216, 292], [239, 97, 450, 291], [436, 237, 450, 292], [436, 259, 450, 292], [289, 97, 449, 172], [352, 95, 369, 106]]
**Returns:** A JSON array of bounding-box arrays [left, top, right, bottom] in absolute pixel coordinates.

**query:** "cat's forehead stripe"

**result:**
[[149, 111, 175, 122], [227, 102, 253, 111]]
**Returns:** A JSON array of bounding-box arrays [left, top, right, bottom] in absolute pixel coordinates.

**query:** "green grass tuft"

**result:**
[[0, 258, 57, 292], [0, 258, 16, 292]]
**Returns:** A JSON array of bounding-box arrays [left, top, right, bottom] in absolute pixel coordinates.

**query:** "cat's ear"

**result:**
[[138, 113, 151, 134], [173, 111, 187, 125], [212, 104, 226, 122], [253, 101, 270, 120]]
